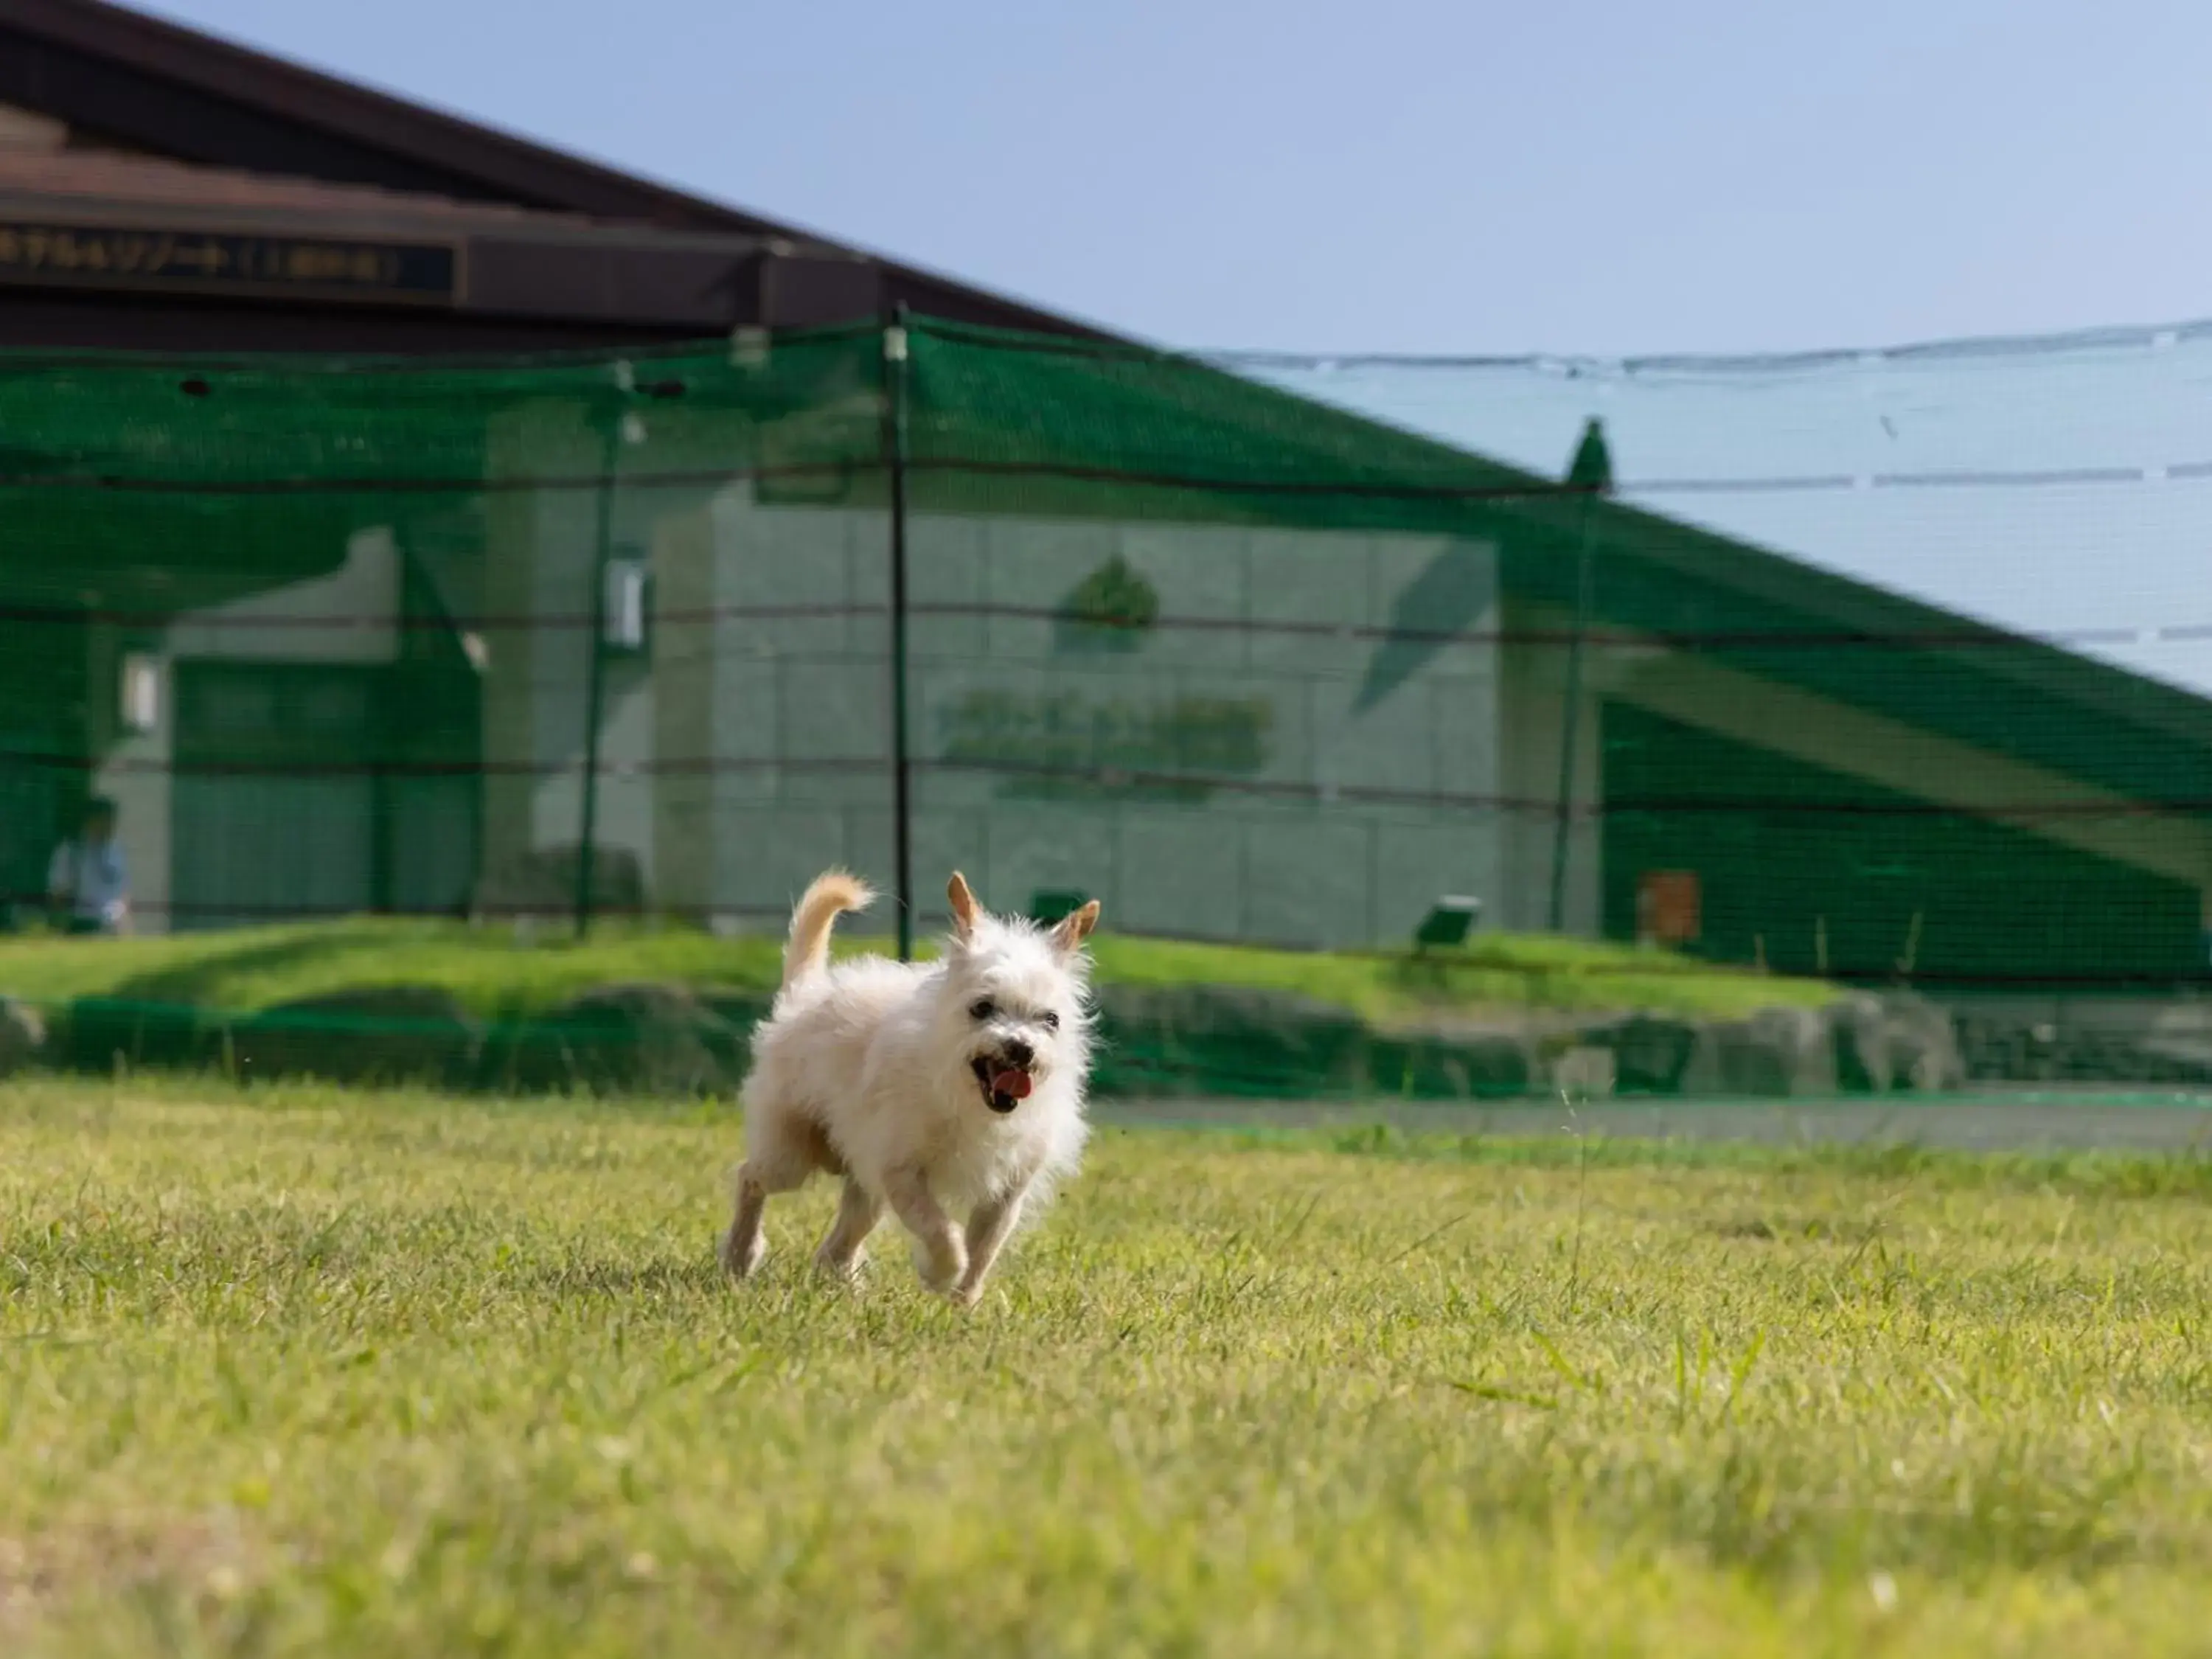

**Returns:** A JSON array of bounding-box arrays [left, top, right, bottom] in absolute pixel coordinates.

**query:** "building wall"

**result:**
[[479, 401, 667, 917], [646, 487, 1507, 948], [1576, 617, 2212, 973], [122, 524, 500, 932], [1599, 701, 2207, 981], [130, 451, 2210, 970], [101, 527, 403, 933], [1494, 594, 1604, 936]]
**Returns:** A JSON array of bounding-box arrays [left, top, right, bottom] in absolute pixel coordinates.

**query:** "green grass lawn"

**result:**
[[0, 916, 1829, 1030], [3, 1078, 2206, 1655]]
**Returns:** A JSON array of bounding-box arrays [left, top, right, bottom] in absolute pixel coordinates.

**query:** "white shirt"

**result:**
[[49, 838, 128, 928]]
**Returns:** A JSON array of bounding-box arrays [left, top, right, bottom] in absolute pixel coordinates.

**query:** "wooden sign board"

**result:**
[[0, 222, 460, 306]]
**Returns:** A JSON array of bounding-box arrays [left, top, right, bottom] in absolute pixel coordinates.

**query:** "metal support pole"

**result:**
[[884, 305, 916, 961], [1545, 499, 1595, 936], [1547, 419, 1612, 938], [574, 410, 622, 941]]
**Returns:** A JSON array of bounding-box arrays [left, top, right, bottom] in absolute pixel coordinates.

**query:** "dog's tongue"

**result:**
[[991, 1068, 1034, 1101]]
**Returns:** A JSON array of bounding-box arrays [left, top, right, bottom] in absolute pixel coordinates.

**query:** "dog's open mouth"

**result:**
[[971, 1056, 1034, 1114]]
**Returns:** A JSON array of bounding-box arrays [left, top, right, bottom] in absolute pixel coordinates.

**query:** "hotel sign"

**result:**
[[0, 222, 460, 305]]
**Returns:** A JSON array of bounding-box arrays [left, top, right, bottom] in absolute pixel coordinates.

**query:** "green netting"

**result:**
[[1, 315, 2207, 1104]]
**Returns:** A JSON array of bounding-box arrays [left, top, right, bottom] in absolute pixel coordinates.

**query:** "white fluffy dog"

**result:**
[[720, 869, 1099, 1304]]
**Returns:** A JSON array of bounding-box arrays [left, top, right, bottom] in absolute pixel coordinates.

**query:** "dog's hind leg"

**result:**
[[813, 1176, 882, 1281], [954, 1183, 1028, 1307], [720, 1144, 813, 1281], [719, 1170, 773, 1280], [883, 1164, 967, 1295]]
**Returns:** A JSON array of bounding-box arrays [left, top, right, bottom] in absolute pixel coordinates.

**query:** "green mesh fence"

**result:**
[[4, 315, 2210, 1103]]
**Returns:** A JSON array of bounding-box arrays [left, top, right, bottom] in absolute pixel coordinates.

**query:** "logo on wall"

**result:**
[[936, 552, 1270, 801], [1054, 554, 1160, 653]]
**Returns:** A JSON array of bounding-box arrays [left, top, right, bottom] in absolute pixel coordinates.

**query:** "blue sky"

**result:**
[[140, 0, 2212, 357], [133, 1, 2212, 691], [1245, 324, 2212, 693]]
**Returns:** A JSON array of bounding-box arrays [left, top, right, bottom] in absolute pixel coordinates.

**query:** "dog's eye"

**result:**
[[1040, 1010, 1060, 1031], [969, 999, 995, 1022]]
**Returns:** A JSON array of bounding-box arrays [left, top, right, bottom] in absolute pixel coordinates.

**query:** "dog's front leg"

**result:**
[[954, 1183, 1028, 1307], [882, 1164, 967, 1295], [813, 1176, 882, 1280]]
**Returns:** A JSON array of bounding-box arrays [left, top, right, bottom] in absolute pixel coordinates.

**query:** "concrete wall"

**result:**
[[88, 615, 170, 935], [647, 487, 1506, 947], [108, 526, 403, 933], [168, 529, 400, 667], [1494, 594, 1604, 936], [478, 403, 667, 913]]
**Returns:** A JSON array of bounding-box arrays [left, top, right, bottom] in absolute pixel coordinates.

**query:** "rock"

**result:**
[[60, 995, 204, 1074], [0, 997, 46, 1075], [1829, 995, 1894, 1093], [1954, 1009, 2060, 1084], [1091, 982, 1551, 1102], [1584, 1014, 1702, 1095], [1368, 1029, 1537, 1100], [1946, 996, 2212, 1088], [1549, 1044, 1618, 1099], [1683, 1006, 1837, 1097], [1089, 984, 1371, 1099], [489, 983, 745, 1096], [228, 986, 481, 1086], [1885, 995, 1964, 1091], [1826, 992, 1966, 1092], [2101, 1003, 2212, 1083]]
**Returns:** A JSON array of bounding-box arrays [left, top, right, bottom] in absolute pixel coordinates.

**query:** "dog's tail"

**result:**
[[782, 869, 873, 990]]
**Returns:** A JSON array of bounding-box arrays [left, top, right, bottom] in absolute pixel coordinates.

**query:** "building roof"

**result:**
[[1238, 324, 2212, 703], [0, 0, 1107, 338], [0, 148, 599, 232], [0, 0, 780, 226]]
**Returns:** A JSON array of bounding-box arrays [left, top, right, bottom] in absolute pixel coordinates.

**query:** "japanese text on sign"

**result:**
[[0, 223, 458, 302]]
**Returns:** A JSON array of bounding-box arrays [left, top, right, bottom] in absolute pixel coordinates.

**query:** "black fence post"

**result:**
[[1547, 419, 1613, 937], [883, 307, 917, 962], [574, 392, 625, 941]]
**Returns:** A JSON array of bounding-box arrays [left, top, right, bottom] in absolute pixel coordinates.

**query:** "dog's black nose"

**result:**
[[1004, 1038, 1034, 1068]]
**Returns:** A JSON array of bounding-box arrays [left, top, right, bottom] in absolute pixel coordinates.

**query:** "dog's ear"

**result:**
[[947, 872, 982, 939], [1049, 899, 1101, 953]]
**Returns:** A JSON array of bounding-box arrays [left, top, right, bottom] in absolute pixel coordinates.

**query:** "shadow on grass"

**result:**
[[106, 929, 405, 1012], [56, 926, 432, 1074]]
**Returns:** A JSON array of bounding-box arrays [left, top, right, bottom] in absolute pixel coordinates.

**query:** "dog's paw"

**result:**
[[720, 1229, 766, 1282], [909, 1232, 967, 1295], [918, 1260, 961, 1297]]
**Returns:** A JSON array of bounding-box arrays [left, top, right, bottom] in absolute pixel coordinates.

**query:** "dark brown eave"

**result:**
[[0, 0, 751, 224], [0, 188, 782, 330], [0, 0, 1117, 341]]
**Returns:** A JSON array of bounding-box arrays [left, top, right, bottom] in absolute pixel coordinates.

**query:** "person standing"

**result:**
[[48, 797, 130, 936]]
